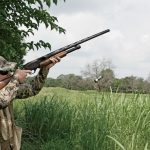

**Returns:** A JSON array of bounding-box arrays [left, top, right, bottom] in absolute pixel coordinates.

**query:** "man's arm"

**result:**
[[0, 56, 60, 108], [0, 76, 19, 109], [16, 56, 60, 99], [16, 67, 48, 99]]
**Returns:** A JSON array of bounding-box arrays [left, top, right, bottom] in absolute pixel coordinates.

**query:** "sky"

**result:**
[[24, 0, 150, 79]]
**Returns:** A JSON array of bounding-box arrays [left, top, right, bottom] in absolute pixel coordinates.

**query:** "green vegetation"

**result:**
[[0, 0, 65, 65], [42, 73, 150, 94], [14, 87, 150, 150]]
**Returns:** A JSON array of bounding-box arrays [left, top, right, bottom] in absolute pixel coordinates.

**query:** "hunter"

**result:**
[[0, 56, 60, 150]]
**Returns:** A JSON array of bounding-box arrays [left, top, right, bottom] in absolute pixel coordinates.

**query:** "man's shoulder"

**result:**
[[0, 56, 17, 74]]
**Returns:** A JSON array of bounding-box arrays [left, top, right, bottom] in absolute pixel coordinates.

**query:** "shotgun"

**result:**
[[23, 29, 110, 72]]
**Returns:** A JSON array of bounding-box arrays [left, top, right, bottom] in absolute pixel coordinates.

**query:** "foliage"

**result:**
[[44, 77, 63, 87], [45, 74, 94, 90], [44, 73, 150, 93], [96, 68, 115, 91], [114, 76, 150, 93], [57, 74, 93, 90], [81, 59, 114, 79], [0, 0, 65, 65]]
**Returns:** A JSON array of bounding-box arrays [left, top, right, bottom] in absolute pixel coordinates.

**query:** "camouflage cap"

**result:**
[[0, 56, 17, 74]]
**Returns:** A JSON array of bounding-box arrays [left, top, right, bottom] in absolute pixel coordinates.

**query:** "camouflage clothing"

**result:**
[[0, 67, 49, 150], [0, 56, 17, 74]]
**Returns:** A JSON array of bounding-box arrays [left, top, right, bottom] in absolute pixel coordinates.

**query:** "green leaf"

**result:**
[[37, 0, 43, 8], [107, 135, 126, 150], [0, 0, 65, 65], [0, 10, 7, 17], [46, 0, 51, 7], [53, 0, 58, 5], [144, 143, 148, 150]]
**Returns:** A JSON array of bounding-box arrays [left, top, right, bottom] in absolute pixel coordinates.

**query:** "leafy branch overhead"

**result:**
[[0, 0, 65, 64]]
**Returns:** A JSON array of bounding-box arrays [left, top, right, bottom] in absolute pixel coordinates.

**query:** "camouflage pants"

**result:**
[[0, 126, 22, 150], [0, 138, 14, 150]]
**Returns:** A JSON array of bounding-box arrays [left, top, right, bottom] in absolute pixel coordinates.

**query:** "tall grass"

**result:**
[[14, 88, 150, 150]]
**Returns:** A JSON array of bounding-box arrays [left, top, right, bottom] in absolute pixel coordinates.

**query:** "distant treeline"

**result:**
[[27, 73, 150, 93], [37, 74, 150, 93]]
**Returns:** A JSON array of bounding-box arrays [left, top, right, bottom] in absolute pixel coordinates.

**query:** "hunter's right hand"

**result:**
[[14, 69, 32, 83]]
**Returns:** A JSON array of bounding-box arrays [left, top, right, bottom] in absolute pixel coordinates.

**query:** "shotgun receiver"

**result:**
[[23, 29, 110, 72]]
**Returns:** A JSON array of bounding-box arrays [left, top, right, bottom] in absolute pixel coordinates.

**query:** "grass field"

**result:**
[[14, 87, 150, 150]]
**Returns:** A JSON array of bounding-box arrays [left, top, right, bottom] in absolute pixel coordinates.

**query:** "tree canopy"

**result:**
[[0, 0, 65, 65]]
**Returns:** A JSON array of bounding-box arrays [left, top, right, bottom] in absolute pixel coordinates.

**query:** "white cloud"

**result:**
[[25, 0, 150, 79]]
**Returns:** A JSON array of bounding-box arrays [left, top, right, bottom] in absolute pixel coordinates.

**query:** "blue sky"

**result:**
[[24, 0, 150, 79]]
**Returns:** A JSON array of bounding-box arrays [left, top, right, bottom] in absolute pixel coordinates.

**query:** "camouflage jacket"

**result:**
[[0, 68, 49, 150]]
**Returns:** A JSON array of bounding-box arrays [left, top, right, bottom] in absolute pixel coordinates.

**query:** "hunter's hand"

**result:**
[[14, 69, 32, 83], [40, 56, 61, 70]]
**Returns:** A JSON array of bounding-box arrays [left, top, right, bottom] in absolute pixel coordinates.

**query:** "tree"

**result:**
[[81, 59, 115, 91], [98, 68, 115, 91], [146, 73, 150, 83], [119, 76, 136, 93], [117, 76, 149, 93], [57, 74, 94, 90], [0, 0, 65, 65], [44, 77, 63, 87], [57, 74, 83, 90], [81, 59, 114, 78]]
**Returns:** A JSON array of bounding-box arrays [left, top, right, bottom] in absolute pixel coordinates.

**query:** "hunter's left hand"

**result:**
[[40, 56, 61, 69]]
